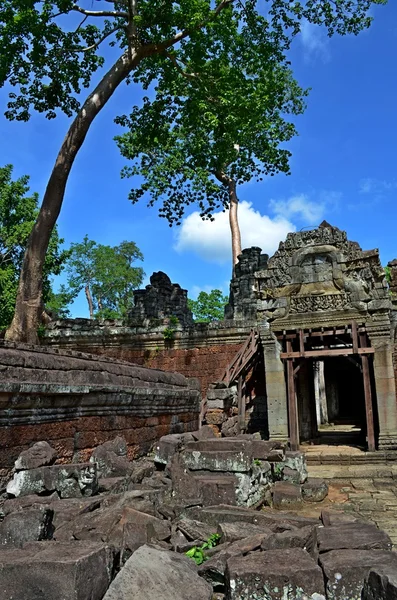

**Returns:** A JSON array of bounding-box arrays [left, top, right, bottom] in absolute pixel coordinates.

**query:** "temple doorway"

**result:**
[[278, 323, 377, 451]]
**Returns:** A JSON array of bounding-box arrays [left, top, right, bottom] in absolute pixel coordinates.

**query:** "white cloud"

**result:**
[[270, 193, 325, 224], [359, 178, 397, 195], [299, 20, 330, 63], [174, 201, 295, 264]]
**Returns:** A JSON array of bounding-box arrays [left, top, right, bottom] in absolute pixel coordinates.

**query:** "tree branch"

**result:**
[[165, 53, 198, 79], [72, 5, 128, 18], [75, 25, 123, 52]]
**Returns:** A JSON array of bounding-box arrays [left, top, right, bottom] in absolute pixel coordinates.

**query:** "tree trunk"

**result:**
[[215, 171, 242, 269], [85, 285, 94, 319], [227, 178, 242, 267], [5, 49, 143, 343]]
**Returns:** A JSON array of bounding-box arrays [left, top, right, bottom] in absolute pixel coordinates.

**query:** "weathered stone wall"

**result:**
[[44, 319, 254, 397], [0, 342, 200, 482]]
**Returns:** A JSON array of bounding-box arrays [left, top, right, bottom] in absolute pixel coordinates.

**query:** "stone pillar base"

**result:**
[[378, 433, 397, 451]]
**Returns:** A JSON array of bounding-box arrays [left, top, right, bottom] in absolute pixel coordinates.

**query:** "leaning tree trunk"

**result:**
[[227, 178, 242, 267], [215, 171, 242, 269], [85, 285, 94, 319], [5, 49, 144, 343]]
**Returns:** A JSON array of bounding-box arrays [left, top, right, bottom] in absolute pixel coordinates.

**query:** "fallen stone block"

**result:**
[[221, 416, 239, 437], [185, 504, 318, 530], [192, 425, 218, 440], [7, 463, 98, 498], [317, 522, 392, 553], [1, 491, 59, 517], [320, 549, 397, 600], [90, 445, 132, 478], [272, 481, 302, 510], [283, 450, 308, 483], [282, 466, 302, 484], [56, 499, 170, 559], [217, 521, 273, 543], [170, 454, 203, 504], [261, 525, 318, 559], [226, 548, 325, 599], [181, 449, 251, 472], [14, 441, 57, 471], [154, 434, 184, 465], [302, 478, 328, 502], [103, 544, 213, 600], [321, 509, 363, 527], [363, 567, 397, 600], [0, 507, 54, 546], [193, 474, 236, 506], [250, 440, 285, 461], [175, 518, 218, 543], [0, 541, 113, 600]]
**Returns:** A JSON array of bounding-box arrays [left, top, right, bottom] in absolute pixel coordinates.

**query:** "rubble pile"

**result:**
[[0, 435, 395, 600]]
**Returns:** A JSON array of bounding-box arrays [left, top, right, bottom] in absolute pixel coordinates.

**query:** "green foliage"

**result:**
[[0, 0, 385, 123], [63, 236, 144, 319], [162, 327, 175, 341], [0, 164, 69, 328], [185, 533, 221, 565], [384, 266, 391, 284], [188, 289, 228, 323]]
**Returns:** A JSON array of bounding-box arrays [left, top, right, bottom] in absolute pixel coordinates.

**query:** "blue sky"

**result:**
[[0, 2, 396, 317]]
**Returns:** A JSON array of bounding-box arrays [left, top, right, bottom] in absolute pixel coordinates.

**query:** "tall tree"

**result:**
[[0, 164, 68, 328], [64, 236, 144, 319], [1, 0, 386, 342], [115, 33, 307, 267], [188, 289, 229, 322]]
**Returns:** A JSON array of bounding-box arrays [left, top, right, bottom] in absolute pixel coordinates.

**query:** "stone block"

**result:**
[[0, 506, 54, 546], [103, 544, 213, 600], [250, 440, 285, 461], [193, 474, 236, 506], [363, 567, 397, 600], [6, 463, 98, 498], [181, 449, 251, 472], [317, 523, 392, 553], [14, 441, 57, 471], [226, 548, 325, 599], [0, 541, 113, 600], [320, 549, 397, 600], [217, 521, 273, 543], [272, 481, 302, 510], [221, 416, 239, 437], [261, 525, 318, 558], [302, 478, 328, 502], [205, 410, 227, 425], [175, 518, 218, 543], [90, 444, 132, 478], [284, 451, 308, 483], [185, 504, 319, 530], [154, 434, 183, 465]]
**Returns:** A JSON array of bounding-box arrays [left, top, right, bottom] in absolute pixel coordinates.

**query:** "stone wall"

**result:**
[[0, 342, 200, 482], [44, 319, 254, 397]]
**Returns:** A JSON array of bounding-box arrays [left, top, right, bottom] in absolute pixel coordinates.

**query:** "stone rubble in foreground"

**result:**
[[0, 433, 396, 600]]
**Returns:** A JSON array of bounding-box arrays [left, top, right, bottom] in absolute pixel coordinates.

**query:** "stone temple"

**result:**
[[43, 221, 397, 455]]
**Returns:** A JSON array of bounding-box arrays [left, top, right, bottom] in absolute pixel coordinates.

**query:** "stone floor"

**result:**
[[299, 445, 397, 548]]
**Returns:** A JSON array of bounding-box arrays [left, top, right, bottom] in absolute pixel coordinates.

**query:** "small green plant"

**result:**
[[185, 533, 221, 565], [253, 458, 262, 467], [162, 327, 175, 341], [37, 324, 46, 339], [272, 463, 284, 481], [169, 315, 179, 326]]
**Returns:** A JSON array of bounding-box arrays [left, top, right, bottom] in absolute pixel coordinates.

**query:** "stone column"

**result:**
[[262, 330, 289, 441], [314, 360, 328, 426], [367, 320, 397, 450]]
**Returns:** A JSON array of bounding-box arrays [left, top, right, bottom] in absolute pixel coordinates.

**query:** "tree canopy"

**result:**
[[0, 164, 68, 328], [63, 236, 144, 319], [115, 19, 307, 227], [1, 0, 387, 342], [188, 289, 229, 322]]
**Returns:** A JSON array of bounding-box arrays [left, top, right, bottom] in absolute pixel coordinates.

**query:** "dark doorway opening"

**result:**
[[278, 323, 377, 451]]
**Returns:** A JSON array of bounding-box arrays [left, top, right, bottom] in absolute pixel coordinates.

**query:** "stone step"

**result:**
[[307, 464, 397, 480], [305, 450, 397, 466]]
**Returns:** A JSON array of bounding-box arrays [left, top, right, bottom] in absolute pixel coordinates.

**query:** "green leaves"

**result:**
[[63, 236, 144, 319], [188, 289, 229, 322], [0, 164, 68, 327]]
